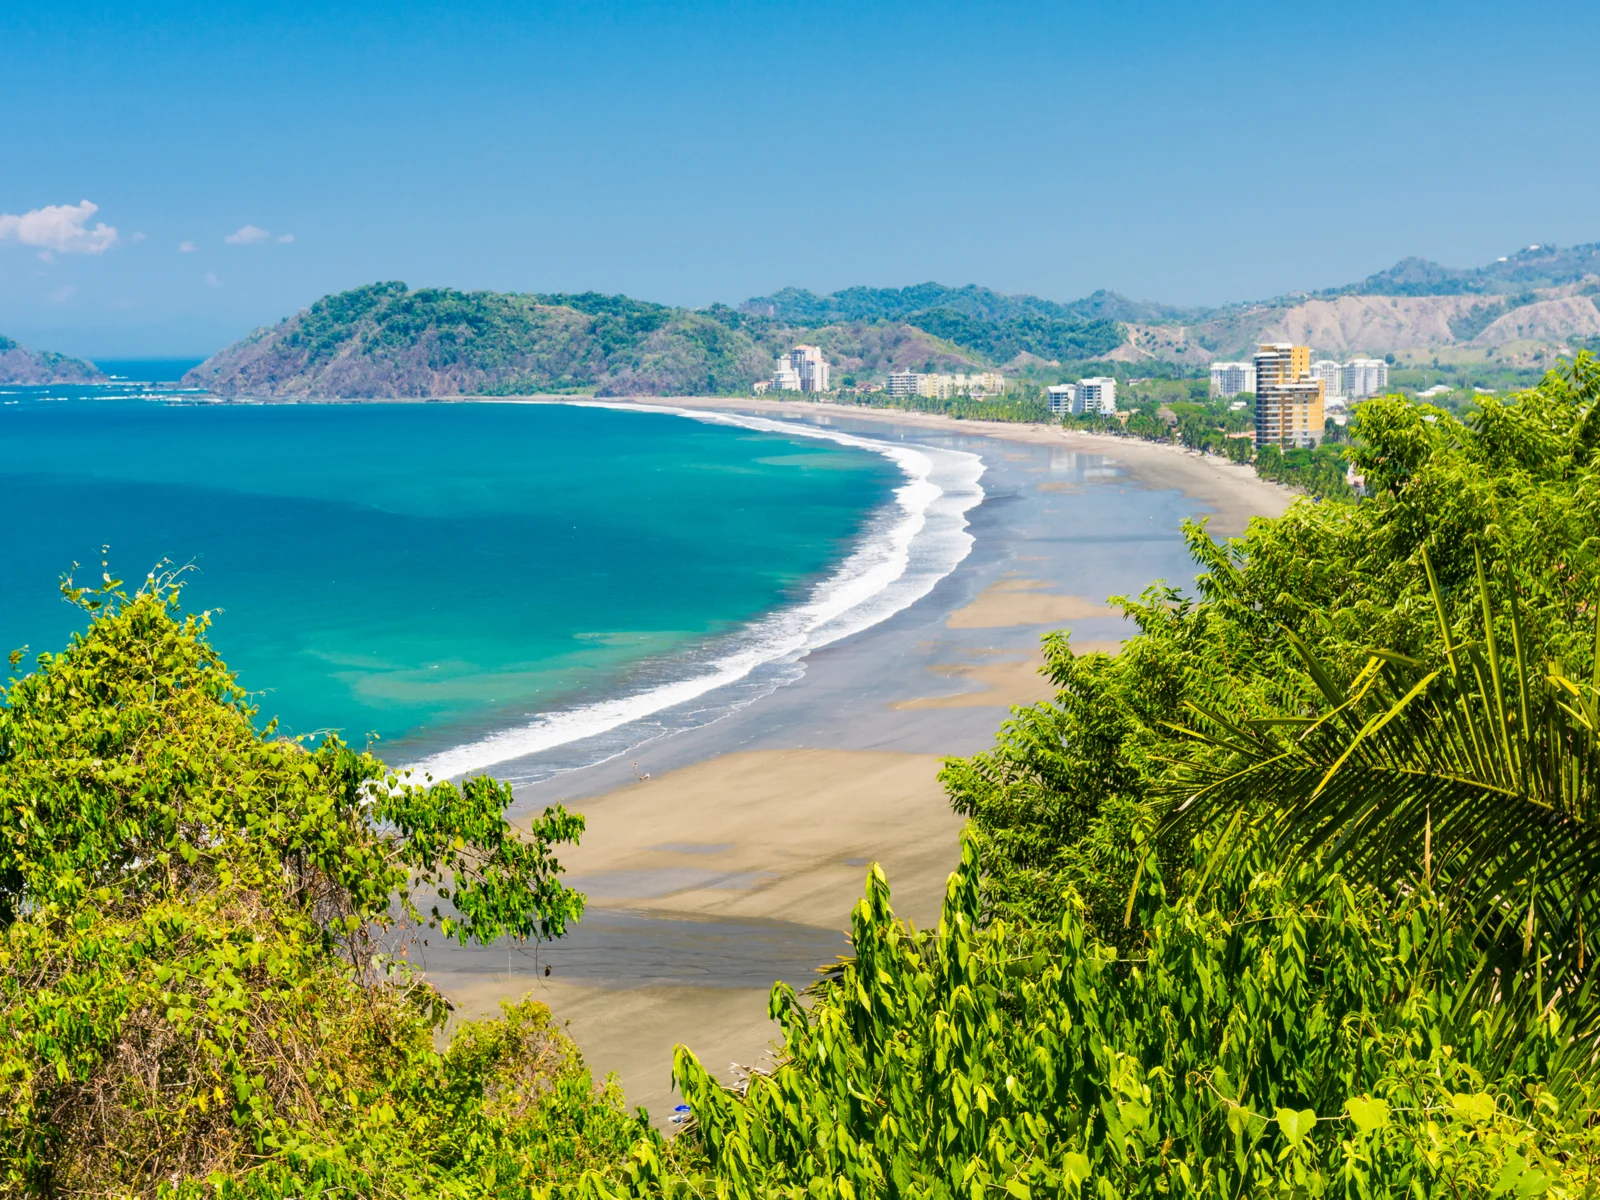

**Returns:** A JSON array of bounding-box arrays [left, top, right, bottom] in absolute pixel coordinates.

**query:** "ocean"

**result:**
[[2, 383, 983, 782]]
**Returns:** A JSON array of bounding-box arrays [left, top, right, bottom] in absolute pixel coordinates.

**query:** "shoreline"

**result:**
[[417, 400, 1295, 1118], [398, 401, 985, 784]]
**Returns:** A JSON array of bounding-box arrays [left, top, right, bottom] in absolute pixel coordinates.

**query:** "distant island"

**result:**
[[178, 243, 1600, 400], [0, 335, 104, 385]]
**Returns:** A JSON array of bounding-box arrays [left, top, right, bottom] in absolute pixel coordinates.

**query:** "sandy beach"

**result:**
[[423, 397, 1296, 1119]]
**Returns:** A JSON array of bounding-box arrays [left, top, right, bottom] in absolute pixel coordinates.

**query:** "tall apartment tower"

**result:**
[[771, 345, 831, 393], [1210, 361, 1256, 398], [1310, 360, 1346, 399], [1345, 358, 1388, 398], [1253, 343, 1324, 449]]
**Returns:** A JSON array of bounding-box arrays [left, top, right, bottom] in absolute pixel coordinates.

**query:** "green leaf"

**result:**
[[1062, 1154, 1091, 1185], [1344, 1096, 1390, 1136], [1451, 1091, 1496, 1124], [1275, 1107, 1317, 1148]]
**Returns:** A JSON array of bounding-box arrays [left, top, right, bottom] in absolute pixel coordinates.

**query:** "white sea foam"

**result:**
[[399, 402, 985, 783]]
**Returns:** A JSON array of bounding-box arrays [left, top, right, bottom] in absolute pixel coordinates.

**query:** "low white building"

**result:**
[[1210, 361, 1256, 398], [889, 370, 1008, 399], [887, 371, 919, 397]]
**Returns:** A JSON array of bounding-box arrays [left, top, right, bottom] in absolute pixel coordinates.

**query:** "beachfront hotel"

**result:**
[[1047, 377, 1118, 416], [765, 345, 831, 393], [1253, 342, 1324, 449]]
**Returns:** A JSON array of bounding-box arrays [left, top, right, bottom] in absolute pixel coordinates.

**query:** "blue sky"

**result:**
[[4, 0, 1598, 357]]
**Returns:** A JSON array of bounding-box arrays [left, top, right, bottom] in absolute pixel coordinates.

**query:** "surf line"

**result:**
[[399, 400, 986, 782]]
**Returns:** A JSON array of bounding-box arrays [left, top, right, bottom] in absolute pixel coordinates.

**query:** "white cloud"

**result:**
[[131, 231, 147, 243], [36, 250, 54, 264], [224, 224, 271, 245], [276, 233, 295, 244], [178, 240, 198, 253], [46, 285, 76, 304], [0, 200, 119, 254], [205, 271, 220, 286]]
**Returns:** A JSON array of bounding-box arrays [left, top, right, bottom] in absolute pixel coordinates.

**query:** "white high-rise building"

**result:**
[[1311, 360, 1346, 400], [1210, 362, 1257, 398], [769, 345, 831, 393], [793, 345, 831, 392], [1049, 377, 1117, 416], [1047, 384, 1079, 415], [1079, 377, 1117, 415], [1345, 358, 1388, 398]]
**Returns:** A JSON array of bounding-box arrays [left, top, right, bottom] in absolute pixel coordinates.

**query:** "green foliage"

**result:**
[[599, 837, 1596, 1198], [1175, 545, 1600, 1048], [839, 392, 1055, 424], [1253, 441, 1351, 497], [899, 307, 1123, 365], [0, 574, 640, 1196], [744, 282, 1184, 327]]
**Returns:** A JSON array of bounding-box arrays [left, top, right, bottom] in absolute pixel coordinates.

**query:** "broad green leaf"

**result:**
[[1275, 1107, 1317, 1148], [1344, 1096, 1390, 1136]]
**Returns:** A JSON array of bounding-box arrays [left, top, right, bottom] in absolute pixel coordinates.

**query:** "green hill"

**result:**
[[183, 283, 773, 398], [184, 242, 1600, 401]]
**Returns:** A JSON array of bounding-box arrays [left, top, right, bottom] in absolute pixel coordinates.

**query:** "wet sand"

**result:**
[[946, 578, 1118, 629], [433, 747, 958, 1116]]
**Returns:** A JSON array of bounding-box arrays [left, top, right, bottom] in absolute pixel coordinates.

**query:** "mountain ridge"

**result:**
[[179, 243, 1600, 399]]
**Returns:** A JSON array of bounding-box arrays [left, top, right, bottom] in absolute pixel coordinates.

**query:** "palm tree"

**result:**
[[1170, 546, 1600, 1049]]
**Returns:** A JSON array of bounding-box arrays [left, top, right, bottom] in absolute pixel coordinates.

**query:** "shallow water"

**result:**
[[2, 392, 906, 761]]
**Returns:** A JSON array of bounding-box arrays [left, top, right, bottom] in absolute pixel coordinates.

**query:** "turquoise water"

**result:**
[[1, 392, 900, 761]]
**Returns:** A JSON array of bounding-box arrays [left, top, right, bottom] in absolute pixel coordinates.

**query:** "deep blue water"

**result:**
[[1, 392, 900, 761]]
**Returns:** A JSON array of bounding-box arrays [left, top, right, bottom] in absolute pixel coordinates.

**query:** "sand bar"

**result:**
[[947, 578, 1119, 629], [536, 748, 962, 931]]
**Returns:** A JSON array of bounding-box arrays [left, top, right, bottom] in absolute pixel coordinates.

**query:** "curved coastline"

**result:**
[[400, 401, 986, 783]]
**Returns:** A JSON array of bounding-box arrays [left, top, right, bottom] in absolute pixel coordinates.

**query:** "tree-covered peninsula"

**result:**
[[182, 283, 773, 398], [10, 356, 1600, 1194]]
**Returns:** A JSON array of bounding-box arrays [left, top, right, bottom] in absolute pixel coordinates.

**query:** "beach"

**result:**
[[422, 399, 1294, 1118]]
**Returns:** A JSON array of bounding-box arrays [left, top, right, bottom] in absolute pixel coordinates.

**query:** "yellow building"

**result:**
[[1253, 342, 1324, 449]]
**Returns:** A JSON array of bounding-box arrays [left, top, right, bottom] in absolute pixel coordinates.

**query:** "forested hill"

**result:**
[[741, 282, 1192, 327], [186, 242, 1600, 399], [0, 335, 104, 385], [182, 283, 773, 398], [184, 281, 1130, 398], [744, 244, 1600, 368]]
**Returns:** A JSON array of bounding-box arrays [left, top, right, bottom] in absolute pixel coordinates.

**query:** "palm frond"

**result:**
[[1169, 545, 1600, 1035]]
